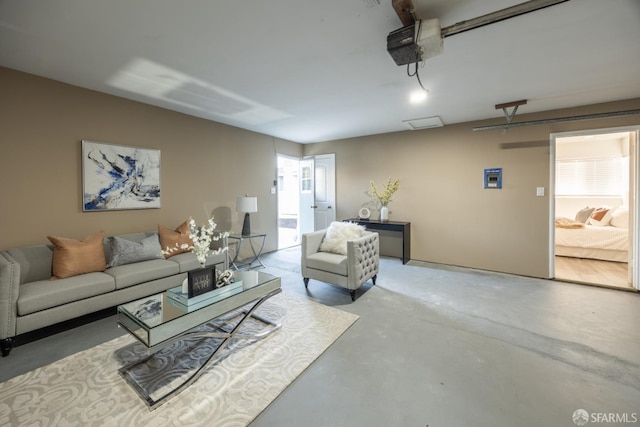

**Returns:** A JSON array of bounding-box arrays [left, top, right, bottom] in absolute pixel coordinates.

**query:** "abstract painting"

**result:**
[[82, 140, 161, 211]]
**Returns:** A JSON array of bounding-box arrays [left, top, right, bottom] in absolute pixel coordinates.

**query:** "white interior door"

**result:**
[[299, 157, 315, 236], [298, 154, 336, 234], [313, 154, 336, 230]]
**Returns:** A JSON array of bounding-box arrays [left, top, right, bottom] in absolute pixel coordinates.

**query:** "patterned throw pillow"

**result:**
[[158, 221, 193, 258], [47, 230, 106, 279]]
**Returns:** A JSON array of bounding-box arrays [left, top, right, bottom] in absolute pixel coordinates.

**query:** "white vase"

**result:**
[[380, 206, 389, 222], [182, 277, 188, 294]]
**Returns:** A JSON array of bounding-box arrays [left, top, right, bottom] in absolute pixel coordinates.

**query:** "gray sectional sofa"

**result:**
[[0, 231, 227, 357]]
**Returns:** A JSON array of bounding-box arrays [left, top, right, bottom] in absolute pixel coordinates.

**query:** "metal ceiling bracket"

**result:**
[[495, 99, 527, 134]]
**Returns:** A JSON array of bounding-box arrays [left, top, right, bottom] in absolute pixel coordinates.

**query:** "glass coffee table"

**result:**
[[117, 270, 281, 410]]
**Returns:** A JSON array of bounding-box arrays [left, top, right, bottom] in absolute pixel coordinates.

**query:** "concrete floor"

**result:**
[[2, 247, 639, 426]]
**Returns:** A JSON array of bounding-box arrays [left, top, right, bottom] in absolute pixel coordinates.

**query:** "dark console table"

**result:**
[[344, 219, 411, 264]]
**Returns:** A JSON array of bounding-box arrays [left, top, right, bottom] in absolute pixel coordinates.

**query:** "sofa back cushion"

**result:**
[[7, 245, 55, 284]]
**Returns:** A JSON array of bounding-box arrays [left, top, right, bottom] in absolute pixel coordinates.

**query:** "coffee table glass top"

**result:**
[[117, 270, 281, 348]]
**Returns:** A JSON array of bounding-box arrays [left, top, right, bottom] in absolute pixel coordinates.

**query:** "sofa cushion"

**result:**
[[17, 272, 115, 316], [319, 222, 365, 255], [159, 222, 193, 258], [105, 259, 180, 289], [47, 230, 107, 279], [305, 252, 348, 276], [106, 234, 164, 268]]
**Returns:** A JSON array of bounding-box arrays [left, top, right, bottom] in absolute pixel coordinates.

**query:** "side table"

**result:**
[[344, 219, 411, 264], [228, 232, 266, 270]]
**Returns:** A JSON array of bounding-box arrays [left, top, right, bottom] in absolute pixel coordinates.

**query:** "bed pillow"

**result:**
[[47, 230, 107, 279], [610, 206, 629, 228], [158, 221, 193, 258], [107, 235, 164, 268], [574, 206, 595, 223], [319, 221, 366, 255], [587, 207, 614, 227]]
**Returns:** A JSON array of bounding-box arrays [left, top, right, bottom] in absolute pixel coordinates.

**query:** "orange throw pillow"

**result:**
[[158, 221, 193, 258], [47, 230, 107, 279], [590, 207, 609, 221]]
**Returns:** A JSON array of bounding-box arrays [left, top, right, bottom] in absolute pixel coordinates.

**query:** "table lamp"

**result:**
[[236, 195, 258, 236]]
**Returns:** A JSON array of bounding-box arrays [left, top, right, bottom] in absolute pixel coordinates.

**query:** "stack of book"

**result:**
[[166, 280, 243, 311]]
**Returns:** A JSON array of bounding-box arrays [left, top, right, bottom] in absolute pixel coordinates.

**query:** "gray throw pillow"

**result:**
[[107, 235, 164, 268], [575, 206, 595, 223]]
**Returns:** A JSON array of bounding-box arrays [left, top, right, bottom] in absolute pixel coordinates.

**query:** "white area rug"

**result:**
[[0, 292, 358, 426]]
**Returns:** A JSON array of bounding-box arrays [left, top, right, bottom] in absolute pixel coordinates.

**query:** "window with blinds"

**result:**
[[555, 157, 628, 196]]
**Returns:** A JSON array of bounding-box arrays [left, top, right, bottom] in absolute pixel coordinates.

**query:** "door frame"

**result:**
[[549, 125, 640, 290]]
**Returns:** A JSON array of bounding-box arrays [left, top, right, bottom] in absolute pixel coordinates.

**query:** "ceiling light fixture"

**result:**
[[409, 89, 428, 104]]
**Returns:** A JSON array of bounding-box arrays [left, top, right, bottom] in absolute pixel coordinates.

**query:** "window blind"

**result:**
[[555, 157, 627, 196]]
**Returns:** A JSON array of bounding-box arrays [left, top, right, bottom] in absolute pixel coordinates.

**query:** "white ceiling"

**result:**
[[1, 0, 639, 143]]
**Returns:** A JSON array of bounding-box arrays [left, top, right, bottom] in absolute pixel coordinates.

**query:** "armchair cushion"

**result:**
[[319, 222, 365, 255], [305, 252, 348, 276]]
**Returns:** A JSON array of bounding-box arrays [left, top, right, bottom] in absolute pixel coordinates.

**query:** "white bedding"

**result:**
[[555, 223, 629, 262], [555, 224, 628, 252]]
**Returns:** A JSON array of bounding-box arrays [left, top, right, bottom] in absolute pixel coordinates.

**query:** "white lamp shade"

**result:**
[[236, 196, 257, 213]]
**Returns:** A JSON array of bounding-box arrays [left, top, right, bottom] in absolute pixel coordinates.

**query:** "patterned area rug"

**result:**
[[0, 292, 358, 426]]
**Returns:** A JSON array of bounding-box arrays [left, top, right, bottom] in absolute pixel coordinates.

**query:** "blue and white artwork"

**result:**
[[82, 141, 161, 211]]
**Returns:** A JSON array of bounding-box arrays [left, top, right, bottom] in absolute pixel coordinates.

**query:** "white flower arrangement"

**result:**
[[162, 216, 228, 268]]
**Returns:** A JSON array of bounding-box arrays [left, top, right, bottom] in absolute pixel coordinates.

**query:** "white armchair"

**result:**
[[301, 225, 379, 301]]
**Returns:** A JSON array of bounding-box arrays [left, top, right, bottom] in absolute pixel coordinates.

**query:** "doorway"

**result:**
[[276, 155, 300, 249], [552, 127, 639, 291], [276, 153, 336, 250]]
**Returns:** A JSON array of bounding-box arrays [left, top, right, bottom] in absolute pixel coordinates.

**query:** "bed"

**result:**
[[555, 205, 629, 262]]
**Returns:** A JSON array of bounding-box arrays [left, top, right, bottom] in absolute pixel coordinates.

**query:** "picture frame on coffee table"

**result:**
[[188, 267, 216, 299], [82, 140, 161, 211]]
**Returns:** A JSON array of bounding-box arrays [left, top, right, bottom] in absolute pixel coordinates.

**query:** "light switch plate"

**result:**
[[536, 187, 545, 196]]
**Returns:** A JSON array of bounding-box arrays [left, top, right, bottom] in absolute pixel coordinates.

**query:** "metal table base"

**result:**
[[118, 288, 281, 410]]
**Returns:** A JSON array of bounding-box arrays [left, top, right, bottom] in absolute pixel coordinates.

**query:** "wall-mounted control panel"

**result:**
[[484, 168, 502, 189]]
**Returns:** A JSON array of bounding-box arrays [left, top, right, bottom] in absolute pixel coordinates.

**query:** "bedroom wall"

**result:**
[[0, 67, 303, 252], [303, 98, 640, 278]]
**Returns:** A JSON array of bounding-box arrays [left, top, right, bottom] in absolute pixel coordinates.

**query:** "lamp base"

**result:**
[[241, 213, 251, 236]]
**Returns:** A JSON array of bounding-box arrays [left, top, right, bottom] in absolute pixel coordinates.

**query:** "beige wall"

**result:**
[[0, 67, 302, 252], [304, 99, 640, 278], [2, 66, 639, 279]]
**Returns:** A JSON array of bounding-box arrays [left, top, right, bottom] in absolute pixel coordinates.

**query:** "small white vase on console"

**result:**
[[380, 206, 389, 222]]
